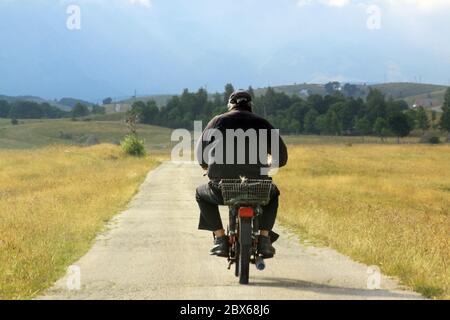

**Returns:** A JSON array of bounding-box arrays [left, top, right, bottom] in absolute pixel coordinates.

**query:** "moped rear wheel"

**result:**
[[234, 244, 240, 277], [238, 217, 252, 285], [239, 244, 251, 284]]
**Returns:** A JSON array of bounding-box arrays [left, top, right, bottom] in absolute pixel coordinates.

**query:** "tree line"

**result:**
[[2, 84, 449, 140], [129, 83, 450, 140], [0, 100, 67, 120], [0, 100, 105, 122]]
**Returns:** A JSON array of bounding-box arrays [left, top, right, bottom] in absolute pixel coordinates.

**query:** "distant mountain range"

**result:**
[[2, 82, 447, 114], [0, 95, 93, 111]]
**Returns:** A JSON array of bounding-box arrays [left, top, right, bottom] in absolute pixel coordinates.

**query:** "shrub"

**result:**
[[121, 134, 146, 156], [76, 134, 87, 144], [58, 131, 73, 140], [429, 136, 441, 145], [85, 135, 100, 146], [420, 133, 441, 144], [11, 118, 19, 125]]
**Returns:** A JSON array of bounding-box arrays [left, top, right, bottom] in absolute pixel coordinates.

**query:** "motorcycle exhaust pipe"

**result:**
[[255, 255, 265, 271]]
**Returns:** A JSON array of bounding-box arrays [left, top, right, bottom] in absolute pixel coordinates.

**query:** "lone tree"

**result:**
[[440, 88, 450, 136], [388, 112, 413, 144], [126, 112, 137, 136], [122, 113, 146, 157]]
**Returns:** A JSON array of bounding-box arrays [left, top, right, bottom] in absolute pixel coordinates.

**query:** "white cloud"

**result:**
[[59, 0, 152, 8], [297, 0, 350, 7], [128, 0, 151, 7], [384, 0, 450, 11], [298, 0, 450, 10], [310, 72, 349, 83], [326, 0, 351, 7]]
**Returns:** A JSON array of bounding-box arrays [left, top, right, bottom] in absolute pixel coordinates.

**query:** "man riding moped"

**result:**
[[195, 90, 288, 259]]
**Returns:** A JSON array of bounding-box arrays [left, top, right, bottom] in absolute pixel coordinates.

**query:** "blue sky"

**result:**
[[0, 0, 449, 101]]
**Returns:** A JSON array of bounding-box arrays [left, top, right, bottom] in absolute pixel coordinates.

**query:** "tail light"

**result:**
[[239, 207, 254, 218]]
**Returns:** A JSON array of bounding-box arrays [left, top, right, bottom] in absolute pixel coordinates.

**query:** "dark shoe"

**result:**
[[258, 235, 276, 258], [210, 236, 229, 257], [269, 231, 280, 244]]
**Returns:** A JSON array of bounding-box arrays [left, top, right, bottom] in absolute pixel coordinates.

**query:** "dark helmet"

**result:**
[[228, 90, 252, 105]]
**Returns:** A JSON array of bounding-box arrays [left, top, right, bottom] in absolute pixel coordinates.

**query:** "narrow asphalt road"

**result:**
[[40, 162, 422, 300]]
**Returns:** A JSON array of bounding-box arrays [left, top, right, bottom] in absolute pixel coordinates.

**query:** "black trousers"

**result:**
[[196, 181, 280, 232]]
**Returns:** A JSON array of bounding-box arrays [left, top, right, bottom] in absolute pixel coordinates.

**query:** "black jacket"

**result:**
[[196, 107, 288, 179]]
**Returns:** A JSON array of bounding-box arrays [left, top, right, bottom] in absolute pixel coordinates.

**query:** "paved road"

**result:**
[[40, 162, 422, 300]]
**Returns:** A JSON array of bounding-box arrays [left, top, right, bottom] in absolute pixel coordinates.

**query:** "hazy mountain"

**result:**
[[58, 98, 94, 110], [0, 95, 94, 111]]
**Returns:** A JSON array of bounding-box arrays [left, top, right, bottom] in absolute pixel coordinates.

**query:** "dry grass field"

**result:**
[[0, 144, 161, 299], [274, 144, 450, 299], [0, 119, 173, 151], [1, 135, 449, 300]]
